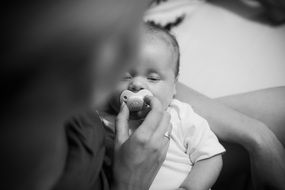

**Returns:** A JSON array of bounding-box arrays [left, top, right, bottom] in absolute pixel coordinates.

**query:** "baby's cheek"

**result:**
[[152, 91, 173, 110], [117, 82, 129, 90], [115, 83, 129, 97], [162, 96, 173, 110], [111, 84, 128, 112]]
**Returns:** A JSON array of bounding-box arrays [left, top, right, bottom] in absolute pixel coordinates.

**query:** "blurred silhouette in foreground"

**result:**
[[1, 1, 147, 190]]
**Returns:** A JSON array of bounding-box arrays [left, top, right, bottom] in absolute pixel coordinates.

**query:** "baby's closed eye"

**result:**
[[147, 73, 161, 82], [122, 72, 132, 81]]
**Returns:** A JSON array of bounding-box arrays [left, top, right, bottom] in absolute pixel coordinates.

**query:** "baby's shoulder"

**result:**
[[168, 99, 195, 120], [168, 99, 210, 135]]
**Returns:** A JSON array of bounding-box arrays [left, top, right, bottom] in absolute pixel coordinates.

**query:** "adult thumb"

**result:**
[[115, 102, 130, 146]]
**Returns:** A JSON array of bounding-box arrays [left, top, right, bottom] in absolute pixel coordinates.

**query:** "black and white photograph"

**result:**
[[2, 0, 285, 190]]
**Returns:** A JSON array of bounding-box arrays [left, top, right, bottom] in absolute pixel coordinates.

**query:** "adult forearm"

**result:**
[[176, 82, 265, 151], [176, 82, 285, 189]]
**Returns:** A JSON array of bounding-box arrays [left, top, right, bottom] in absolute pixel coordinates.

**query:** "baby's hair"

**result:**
[[143, 22, 180, 78]]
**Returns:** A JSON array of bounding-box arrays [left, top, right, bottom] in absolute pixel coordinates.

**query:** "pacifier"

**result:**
[[120, 89, 153, 112]]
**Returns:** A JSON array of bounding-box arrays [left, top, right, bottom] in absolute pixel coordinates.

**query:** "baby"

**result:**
[[101, 23, 225, 190]]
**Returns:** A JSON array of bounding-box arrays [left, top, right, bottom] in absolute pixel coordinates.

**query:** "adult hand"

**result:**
[[249, 123, 285, 190], [112, 96, 172, 190]]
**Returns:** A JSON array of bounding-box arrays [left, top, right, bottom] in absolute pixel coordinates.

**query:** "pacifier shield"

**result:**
[[120, 89, 153, 112]]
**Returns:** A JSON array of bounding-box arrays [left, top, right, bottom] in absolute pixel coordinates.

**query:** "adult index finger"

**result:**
[[136, 96, 163, 135], [115, 102, 130, 147]]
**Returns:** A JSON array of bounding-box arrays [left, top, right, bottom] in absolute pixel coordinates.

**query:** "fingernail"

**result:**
[[120, 102, 126, 111], [144, 95, 150, 101]]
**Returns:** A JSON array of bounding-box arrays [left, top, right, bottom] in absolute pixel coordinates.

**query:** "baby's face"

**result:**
[[111, 36, 177, 112]]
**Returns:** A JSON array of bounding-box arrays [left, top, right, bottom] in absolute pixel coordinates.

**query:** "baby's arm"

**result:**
[[178, 155, 223, 190]]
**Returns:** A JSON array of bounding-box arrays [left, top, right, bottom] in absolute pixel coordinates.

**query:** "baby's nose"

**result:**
[[128, 77, 145, 92]]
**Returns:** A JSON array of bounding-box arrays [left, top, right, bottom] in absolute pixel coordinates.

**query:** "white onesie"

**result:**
[[150, 99, 225, 190]]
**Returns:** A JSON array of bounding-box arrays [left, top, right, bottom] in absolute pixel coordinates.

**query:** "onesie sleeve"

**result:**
[[173, 100, 225, 164]]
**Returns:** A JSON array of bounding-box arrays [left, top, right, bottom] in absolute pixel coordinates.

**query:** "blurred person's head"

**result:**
[[3, 0, 150, 115], [2, 0, 149, 189], [110, 23, 180, 115]]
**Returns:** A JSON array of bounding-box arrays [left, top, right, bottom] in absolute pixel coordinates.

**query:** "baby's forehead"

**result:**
[[142, 31, 174, 51], [141, 32, 177, 68]]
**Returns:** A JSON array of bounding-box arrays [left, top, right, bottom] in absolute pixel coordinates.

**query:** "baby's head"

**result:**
[[141, 22, 180, 78], [111, 23, 180, 114]]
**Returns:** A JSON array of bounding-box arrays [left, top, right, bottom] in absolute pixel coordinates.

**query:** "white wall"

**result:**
[[147, 0, 285, 98]]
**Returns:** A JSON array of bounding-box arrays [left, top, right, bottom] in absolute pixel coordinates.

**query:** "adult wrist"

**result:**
[[111, 170, 143, 190], [238, 120, 269, 153], [111, 181, 127, 190], [245, 121, 275, 154], [111, 180, 143, 190]]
